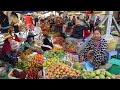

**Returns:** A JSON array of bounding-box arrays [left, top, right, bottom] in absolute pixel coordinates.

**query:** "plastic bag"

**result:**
[[85, 61, 94, 71], [111, 31, 119, 36], [107, 37, 119, 51], [102, 34, 118, 50]]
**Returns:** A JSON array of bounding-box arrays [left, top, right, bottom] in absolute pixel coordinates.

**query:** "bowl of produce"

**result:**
[[8, 68, 27, 79]]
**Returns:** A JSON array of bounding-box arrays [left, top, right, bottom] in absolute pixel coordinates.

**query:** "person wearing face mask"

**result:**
[[80, 27, 108, 69]]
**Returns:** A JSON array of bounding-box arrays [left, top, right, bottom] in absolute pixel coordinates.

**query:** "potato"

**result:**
[[56, 75, 59, 78], [63, 72, 66, 75], [60, 70, 63, 72], [57, 72, 60, 75]]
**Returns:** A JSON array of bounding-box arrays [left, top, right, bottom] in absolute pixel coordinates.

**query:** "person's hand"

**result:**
[[79, 56, 84, 62], [18, 58, 22, 63], [87, 50, 93, 58]]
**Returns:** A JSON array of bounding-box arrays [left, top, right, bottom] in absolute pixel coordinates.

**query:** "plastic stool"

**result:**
[[107, 51, 118, 61], [117, 53, 120, 59]]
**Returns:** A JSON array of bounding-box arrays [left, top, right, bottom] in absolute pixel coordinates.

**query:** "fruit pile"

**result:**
[[44, 50, 65, 59], [35, 54, 44, 61], [10, 69, 27, 79], [19, 53, 30, 61], [44, 63, 81, 79], [64, 41, 78, 53], [53, 37, 65, 46], [18, 49, 34, 61], [74, 62, 85, 72], [28, 59, 44, 69], [16, 61, 30, 71], [26, 68, 43, 79], [43, 57, 64, 69], [24, 49, 33, 55], [80, 69, 116, 79], [53, 46, 64, 51]]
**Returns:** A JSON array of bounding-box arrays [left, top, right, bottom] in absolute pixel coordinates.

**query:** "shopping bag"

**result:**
[[85, 61, 94, 71]]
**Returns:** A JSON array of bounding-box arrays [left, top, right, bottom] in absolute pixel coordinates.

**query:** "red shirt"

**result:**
[[84, 30, 91, 38], [14, 36, 21, 42], [25, 15, 33, 24], [1, 40, 12, 57]]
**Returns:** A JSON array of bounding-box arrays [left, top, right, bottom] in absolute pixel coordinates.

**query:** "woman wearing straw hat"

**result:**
[[0, 33, 13, 58]]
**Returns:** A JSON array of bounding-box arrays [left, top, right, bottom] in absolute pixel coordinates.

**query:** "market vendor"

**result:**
[[8, 26, 21, 42], [41, 31, 53, 51], [65, 20, 85, 43], [0, 33, 21, 64], [19, 35, 35, 51], [80, 27, 108, 69]]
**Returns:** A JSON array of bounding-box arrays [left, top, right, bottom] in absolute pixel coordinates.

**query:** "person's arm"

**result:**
[[41, 38, 53, 49], [82, 40, 91, 57]]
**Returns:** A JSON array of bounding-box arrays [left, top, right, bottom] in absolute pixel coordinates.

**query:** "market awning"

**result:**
[[14, 11, 37, 14]]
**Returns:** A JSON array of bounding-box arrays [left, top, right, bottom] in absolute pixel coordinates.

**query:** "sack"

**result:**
[[107, 37, 118, 51], [102, 34, 117, 50]]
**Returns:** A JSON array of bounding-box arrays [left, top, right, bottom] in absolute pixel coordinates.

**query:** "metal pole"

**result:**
[[98, 15, 108, 26], [106, 11, 113, 34], [112, 16, 120, 34]]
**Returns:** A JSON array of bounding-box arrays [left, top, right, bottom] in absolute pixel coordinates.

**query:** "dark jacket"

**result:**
[[71, 25, 85, 39], [0, 12, 9, 27], [41, 36, 53, 51]]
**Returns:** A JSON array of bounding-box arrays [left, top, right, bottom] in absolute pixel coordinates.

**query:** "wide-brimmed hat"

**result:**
[[4, 33, 13, 41]]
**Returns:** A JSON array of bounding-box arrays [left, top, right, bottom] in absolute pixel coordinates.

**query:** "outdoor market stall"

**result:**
[[0, 11, 120, 79]]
